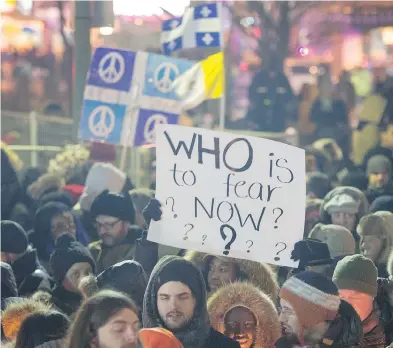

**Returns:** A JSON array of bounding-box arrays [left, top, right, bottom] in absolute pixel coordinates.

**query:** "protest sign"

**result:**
[[148, 125, 306, 267]]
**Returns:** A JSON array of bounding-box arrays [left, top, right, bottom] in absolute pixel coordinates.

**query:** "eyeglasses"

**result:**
[[94, 219, 121, 231], [51, 221, 75, 233]]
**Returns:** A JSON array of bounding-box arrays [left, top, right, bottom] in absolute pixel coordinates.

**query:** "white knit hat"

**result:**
[[325, 193, 360, 215], [79, 163, 126, 212]]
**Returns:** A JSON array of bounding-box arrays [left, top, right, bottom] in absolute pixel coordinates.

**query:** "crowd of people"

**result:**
[[1, 111, 393, 347]]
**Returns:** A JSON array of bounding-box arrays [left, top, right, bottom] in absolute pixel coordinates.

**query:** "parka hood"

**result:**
[[207, 282, 281, 348], [184, 251, 279, 300]]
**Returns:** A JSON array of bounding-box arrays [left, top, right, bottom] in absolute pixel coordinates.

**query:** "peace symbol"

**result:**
[[98, 52, 125, 84], [153, 62, 180, 93], [88, 105, 115, 138], [144, 114, 168, 143]]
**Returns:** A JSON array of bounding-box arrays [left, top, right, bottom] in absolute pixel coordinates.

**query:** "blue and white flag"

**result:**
[[80, 47, 194, 147], [161, 3, 223, 55]]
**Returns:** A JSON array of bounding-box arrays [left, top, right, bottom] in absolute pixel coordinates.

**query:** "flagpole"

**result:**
[[218, 2, 225, 131]]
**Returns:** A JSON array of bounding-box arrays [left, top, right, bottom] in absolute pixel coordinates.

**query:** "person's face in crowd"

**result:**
[[208, 257, 237, 292], [331, 212, 356, 231], [279, 299, 300, 338], [279, 299, 329, 344], [339, 290, 373, 321], [368, 170, 390, 189], [224, 306, 257, 348], [51, 212, 76, 241], [157, 281, 196, 330], [63, 262, 93, 293], [92, 308, 140, 348], [95, 215, 129, 247], [360, 235, 384, 263], [1, 251, 21, 263]]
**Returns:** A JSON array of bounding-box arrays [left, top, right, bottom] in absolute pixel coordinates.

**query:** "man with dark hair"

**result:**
[[143, 256, 240, 348]]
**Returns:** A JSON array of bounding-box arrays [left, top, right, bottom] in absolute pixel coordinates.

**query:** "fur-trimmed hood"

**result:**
[[320, 186, 369, 225], [207, 282, 281, 348], [1, 298, 51, 341], [357, 212, 393, 265], [27, 173, 64, 201], [184, 251, 279, 300]]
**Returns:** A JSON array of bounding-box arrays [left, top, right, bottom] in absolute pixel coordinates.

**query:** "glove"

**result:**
[[143, 198, 162, 227]]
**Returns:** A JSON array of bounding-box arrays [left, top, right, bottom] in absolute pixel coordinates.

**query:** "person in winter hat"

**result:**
[[143, 256, 240, 348], [89, 190, 158, 274], [139, 328, 184, 348], [78, 260, 148, 314], [309, 223, 356, 258], [208, 282, 281, 348], [66, 290, 140, 348], [365, 154, 393, 204], [30, 202, 90, 270], [370, 195, 393, 213], [184, 251, 278, 300], [357, 213, 393, 278], [333, 255, 386, 347], [1, 221, 52, 296], [49, 233, 96, 316], [1, 262, 18, 310], [1, 298, 51, 342], [290, 238, 334, 276], [278, 271, 362, 347], [14, 310, 69, 348], [77, 162, 134, 241], [320, 186, 369, 243]]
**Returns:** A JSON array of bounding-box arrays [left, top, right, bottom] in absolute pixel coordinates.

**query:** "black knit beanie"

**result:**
[[90, 190, 136, 224], [50, 233, 96, 284], [1, 220, 28, 254], [155, 256, 205, 306]]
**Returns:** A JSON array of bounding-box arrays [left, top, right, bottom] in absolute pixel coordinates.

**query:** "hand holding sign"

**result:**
[[148, 125, 306, 267]]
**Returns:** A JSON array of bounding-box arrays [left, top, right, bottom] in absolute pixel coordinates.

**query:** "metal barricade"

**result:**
[[1, 110, 73, 169]]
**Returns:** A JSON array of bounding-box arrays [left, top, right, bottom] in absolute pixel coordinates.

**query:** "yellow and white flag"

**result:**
[[173, 52, 224, 110]]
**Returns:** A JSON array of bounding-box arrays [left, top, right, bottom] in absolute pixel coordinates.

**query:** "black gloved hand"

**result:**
[[142, 198, 162, 227]]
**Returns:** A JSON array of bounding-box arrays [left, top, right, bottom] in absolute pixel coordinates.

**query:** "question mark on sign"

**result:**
[[246, 240, 254, 253], [273, 208, 284, 229], [202, 235, 207, 245], [183, 224, 194, 240], [220, 224, 237, 256], [166, 197, 177, 218], [274, 242, 287, 261]]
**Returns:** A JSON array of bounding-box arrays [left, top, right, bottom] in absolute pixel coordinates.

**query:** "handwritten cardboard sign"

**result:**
[[148, 125, 306, 267]]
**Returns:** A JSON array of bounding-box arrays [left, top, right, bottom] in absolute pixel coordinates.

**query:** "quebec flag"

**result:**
[[161, 3, 223, 55]]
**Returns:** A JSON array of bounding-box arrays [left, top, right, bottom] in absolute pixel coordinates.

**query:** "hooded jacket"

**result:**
[[208, 282, 281, 348], [10, 247, 52, 297], [357, 212, 393, 278], [143, 256, 240, 348], [1, 298, 51, 341], [184, 251, 279, 300], [96, 260, 148, 312], [1, 263, 18, 310], [30, 202, 90, 265]]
